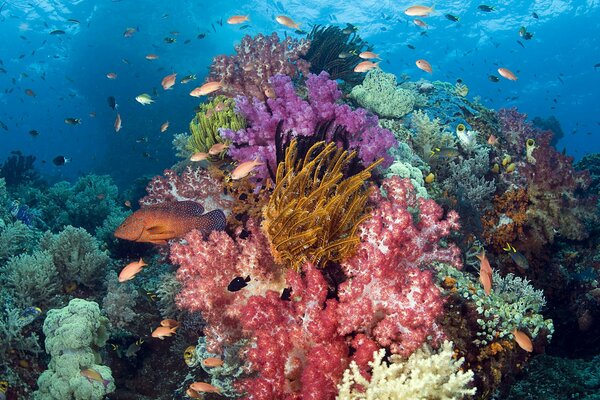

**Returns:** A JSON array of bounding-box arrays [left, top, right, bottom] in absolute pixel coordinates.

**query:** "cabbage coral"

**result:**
[[187, 95, 246, 154], [262, 139, 381, 270]]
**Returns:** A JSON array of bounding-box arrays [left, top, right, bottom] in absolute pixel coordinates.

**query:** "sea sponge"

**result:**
[[350, 69, 416, 118], [187, 95, 246, 154], [40, 226, 111, 288], [262, 140, 381, 270], [33, 298, 114, 400], [1, 250, 60, 308]]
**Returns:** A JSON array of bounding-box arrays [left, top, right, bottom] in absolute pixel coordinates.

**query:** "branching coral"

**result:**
[[262, 139, 381, 270], [222, 72, 396, 183], [350, 69, 417, 118], [187, 95, 246, 154], [101, 271, 138, 331], [0, 220, 36, 263], [438, 265, 554, 347], [337, 341, 476, 400], [441, 145, 496, 213], [302, 24, 370, 84], [410, 109, 456, 162], [1, 250, 60, 308], [40, 226, 111, 288], [0, 304, 43, 367], [208, 32, 310, 101]]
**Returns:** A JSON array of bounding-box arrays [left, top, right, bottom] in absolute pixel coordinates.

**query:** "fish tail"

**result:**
[[197, 209, 226, 235]]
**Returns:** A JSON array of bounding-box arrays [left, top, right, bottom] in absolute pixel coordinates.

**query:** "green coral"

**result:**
[[438, 265, 554, 347], [350, 69, 416, 118], [1, 250, 61, 308], [40, 226, 112, 288], [33, 298, 114, 400], [386, 143, 429, 199], [0, 303, 43, 368], [0, 220, 37, 263], [410, 110, 456, 162], [187, 95, 246, 154], [34, 175, 121, 233]]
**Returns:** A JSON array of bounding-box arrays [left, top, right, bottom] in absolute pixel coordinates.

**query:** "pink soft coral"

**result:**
[[337, 176, 462, 357], [140, 166, 232, 213], [171, 220, 284, 351], [235, 263, 349, 400]]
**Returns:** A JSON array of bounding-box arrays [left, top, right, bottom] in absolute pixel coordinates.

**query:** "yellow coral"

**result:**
[[262, 140, 381, 270]]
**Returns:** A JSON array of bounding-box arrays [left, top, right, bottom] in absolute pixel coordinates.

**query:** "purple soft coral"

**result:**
[[221, 72, 397, 183]]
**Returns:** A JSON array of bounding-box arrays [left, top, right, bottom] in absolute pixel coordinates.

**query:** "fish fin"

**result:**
[[146, 225, 173, 234], [148, 239, 168, 244]]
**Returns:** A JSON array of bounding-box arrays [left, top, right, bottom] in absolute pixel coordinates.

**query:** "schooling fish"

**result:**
[[114, 201, 226, 244]]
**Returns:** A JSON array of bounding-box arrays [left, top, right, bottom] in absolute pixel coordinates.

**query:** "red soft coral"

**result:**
[[337, 177, 461, 357], [235, 263, 349, 400], [171, 220, 284, 351]]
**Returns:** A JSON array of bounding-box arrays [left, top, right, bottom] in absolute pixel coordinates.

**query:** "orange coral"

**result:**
[[482, 188, 529, 251]]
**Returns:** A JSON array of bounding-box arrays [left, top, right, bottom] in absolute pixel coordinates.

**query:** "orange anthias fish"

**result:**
[[190, 152, 210, 162], [106, 72, 117, 79], [190, 382, 221, 394], [114, 201, 226, 244], [231, 158, 263, 180], [354, 61, 379, 73], [513, 329, 533, 352], [160, 319, 179, 328], [227, 15, 250, 24], [413, 18, 428, 28], [114, 113, 122, 132], [186, 388, 202, 399], [145, 54, 159, 60], [405, 5, 434, 17], [161, 73, 177, 90], [208, 142, 229, 155], [151, 325, 178, 340], [476, 250, 493, 295], [416, 59, 433, 73], [189, 81, 223, 97], [275, 15, 299, 29], [80, 368, 110, 387], [202, 357, 224, 368], [359, 51, 381, 60], [160, 121, 169, 132], [118, 258, 147, 282], [498, 67, 518, 81]]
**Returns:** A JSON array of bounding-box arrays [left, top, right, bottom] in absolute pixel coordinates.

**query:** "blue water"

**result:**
[[1, 0, 598, 187]]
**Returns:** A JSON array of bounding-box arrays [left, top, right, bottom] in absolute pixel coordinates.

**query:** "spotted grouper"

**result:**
[[114, 201, 226, 244]]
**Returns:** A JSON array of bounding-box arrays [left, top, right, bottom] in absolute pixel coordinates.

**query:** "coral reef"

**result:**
[[262, 140, 380, 270], [101, 271, 138, 331], [302, 24, 370, 84], [222, 72, 396, 183], [208, 32, 310, 101], [34, 298, 114, 400], [409, 109, 456, 162], [235, 263, 349, 400], [0, 220, 36, 263], [337, 177, 462, 357], [337, 341, 476, 399], [172, 220, 284, 351], [0, 151, 38, 187], [439, 265, 554, 347], [187, 95, 246, 154], [0, 304, 43, 368], [1, 250, 60, 308], [350, 69, 417, 118], [40, 226, 111, 288], [139, 166, 232, 213]]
